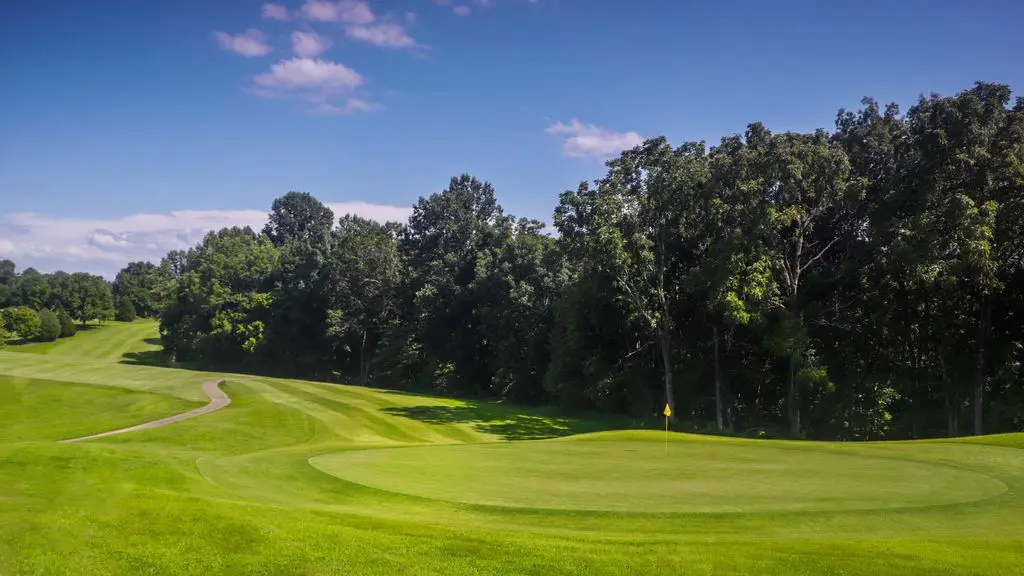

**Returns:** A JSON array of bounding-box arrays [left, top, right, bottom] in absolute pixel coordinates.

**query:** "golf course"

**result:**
[[1, 320, 1021, 575]]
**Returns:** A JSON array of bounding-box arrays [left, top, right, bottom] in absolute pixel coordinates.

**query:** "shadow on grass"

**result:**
[[120, 350, 171, 367], [380, 403, 627, 441], [143, 338, 163, 346]]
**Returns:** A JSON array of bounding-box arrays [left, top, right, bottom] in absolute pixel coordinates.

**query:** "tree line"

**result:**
[[58, 81, 1024, 439], [0, 263, 116, 343]]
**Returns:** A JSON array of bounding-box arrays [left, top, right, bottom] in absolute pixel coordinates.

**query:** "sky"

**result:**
[[1, 0, 1022, 278]]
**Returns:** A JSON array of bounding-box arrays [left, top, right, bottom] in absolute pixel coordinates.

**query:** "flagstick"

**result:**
[[664, 413, 668, 456]]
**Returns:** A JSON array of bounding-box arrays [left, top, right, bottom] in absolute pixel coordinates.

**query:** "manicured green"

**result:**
[[0, 321, 1022, 575], [310, 437, 1007, 513]]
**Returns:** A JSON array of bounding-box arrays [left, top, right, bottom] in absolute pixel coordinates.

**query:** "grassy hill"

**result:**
[[0, 321, 1022, 575]]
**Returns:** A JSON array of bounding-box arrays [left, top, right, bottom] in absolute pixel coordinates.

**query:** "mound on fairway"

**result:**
[[310, 433, 1007, 513]]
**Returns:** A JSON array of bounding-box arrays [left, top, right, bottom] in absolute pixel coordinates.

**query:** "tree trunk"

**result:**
[[973, 297, 990, 436], [358, 330, 370, 387], [712, 325, 723, 430], [658, 325, 675, 423], [787, 355, 800, 437], [941, 357, 958, 438]]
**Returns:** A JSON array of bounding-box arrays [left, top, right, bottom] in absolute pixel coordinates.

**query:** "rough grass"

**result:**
[[0, 322, 1022, 575]]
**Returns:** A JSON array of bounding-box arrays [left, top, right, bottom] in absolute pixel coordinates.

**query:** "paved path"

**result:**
[[59, 380, 229, 444]]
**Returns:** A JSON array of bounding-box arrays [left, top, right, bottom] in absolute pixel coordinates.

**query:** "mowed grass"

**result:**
[[1, 322, 1022, 574], [7, 319, 165, 363]]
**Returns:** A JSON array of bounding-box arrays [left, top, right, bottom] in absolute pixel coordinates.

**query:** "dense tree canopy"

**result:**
[[37, 309, 61, 342], [123, 81, 1024, 439]]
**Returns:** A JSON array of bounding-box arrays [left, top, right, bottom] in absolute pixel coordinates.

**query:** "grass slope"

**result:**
[[7, 319, 165, 364], [1, 321, 1022, 575]]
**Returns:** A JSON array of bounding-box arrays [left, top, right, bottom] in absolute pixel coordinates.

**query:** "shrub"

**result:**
[[56, 308, 77, 338], [0, 325, 9, 347], [36, 309, 61, 342], [1, 306, 41, 340], [116, 298, 137, 322]]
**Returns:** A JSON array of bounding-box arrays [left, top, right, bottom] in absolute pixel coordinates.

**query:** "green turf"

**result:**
[[310, 438, 1007, 513], [1, 321, 1022, 575], [0, 375, 201, 442], [6, 319, 166, 364]]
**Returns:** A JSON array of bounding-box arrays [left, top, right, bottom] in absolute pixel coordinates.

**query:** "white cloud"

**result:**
[[545, 119, 644, 158], [453, 6, 470, 16], [214, 29, 272, 57], [344, 23, 417, 49], [300, 0, 375, 24], [291, 31, 332, 56], [0, 202, 412, 278], [251, 58, 375, 115], [254, 57, 363, 90], [262, 3, 290, 20]]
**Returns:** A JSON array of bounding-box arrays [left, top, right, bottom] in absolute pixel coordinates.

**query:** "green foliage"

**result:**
[[36, 309, 61, 342], [56, 307, 77, 338], [143, 80, 1024, 441], [159, 227, 278, 366], [2, 306, 42, 340], [112, 261, 167, 317], [115, 298, 137, 322]]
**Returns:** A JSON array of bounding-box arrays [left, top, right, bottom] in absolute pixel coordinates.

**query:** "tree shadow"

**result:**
[[120, 350, 170, 367], [143, 337, 163, 346], [380, 403, 625, 441]]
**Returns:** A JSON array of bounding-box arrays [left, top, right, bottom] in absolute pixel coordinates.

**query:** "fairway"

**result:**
[[1, 321, 1023, 575], [7, 319, 164, 363]]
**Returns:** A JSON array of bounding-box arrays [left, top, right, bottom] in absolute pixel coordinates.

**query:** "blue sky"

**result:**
[[1, 0, 1022, 277]]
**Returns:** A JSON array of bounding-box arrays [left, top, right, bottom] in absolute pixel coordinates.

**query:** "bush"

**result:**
[[1, 306, 41, 340], [116, 298, 137, 322], [56, 308, 77, 338], [36, 309, 61, 342], [0, 325, 9, 347]]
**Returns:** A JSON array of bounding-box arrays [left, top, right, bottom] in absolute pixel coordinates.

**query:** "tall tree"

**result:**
[[113, 261, 162, 317], [326, 215, 401, 386], [746, 124, 862, 436], [556, 137, 708, 420], [263, 191, 335, 247]]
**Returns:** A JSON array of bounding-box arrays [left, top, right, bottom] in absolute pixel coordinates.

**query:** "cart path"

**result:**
[[58, 380, 229, 443]]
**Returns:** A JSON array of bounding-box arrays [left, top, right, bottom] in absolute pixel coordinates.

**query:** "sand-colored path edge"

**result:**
[[58, 380, 229, 444]]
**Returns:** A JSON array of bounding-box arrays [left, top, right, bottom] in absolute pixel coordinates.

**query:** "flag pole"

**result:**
[[663, 402, 671, 456]]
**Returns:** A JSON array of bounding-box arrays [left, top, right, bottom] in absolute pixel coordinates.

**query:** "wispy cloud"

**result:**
[[0, 203, 412, 278], [296, 0, 419, 50], [434, 0, 495, 16], [316, 98, 379, 115], [344, 23, 417, 49], [299, 0, 375, 24], [261, 3, 290, 20], [291, 31, 332, 56], [214, 29, 273, 57], [546, 119, 644, 158]]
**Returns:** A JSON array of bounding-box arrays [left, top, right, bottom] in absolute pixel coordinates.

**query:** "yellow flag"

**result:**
[[663, 403, 672, 417]]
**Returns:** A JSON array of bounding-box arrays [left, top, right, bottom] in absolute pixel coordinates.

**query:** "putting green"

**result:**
[[310, 438, 1007, 513]]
